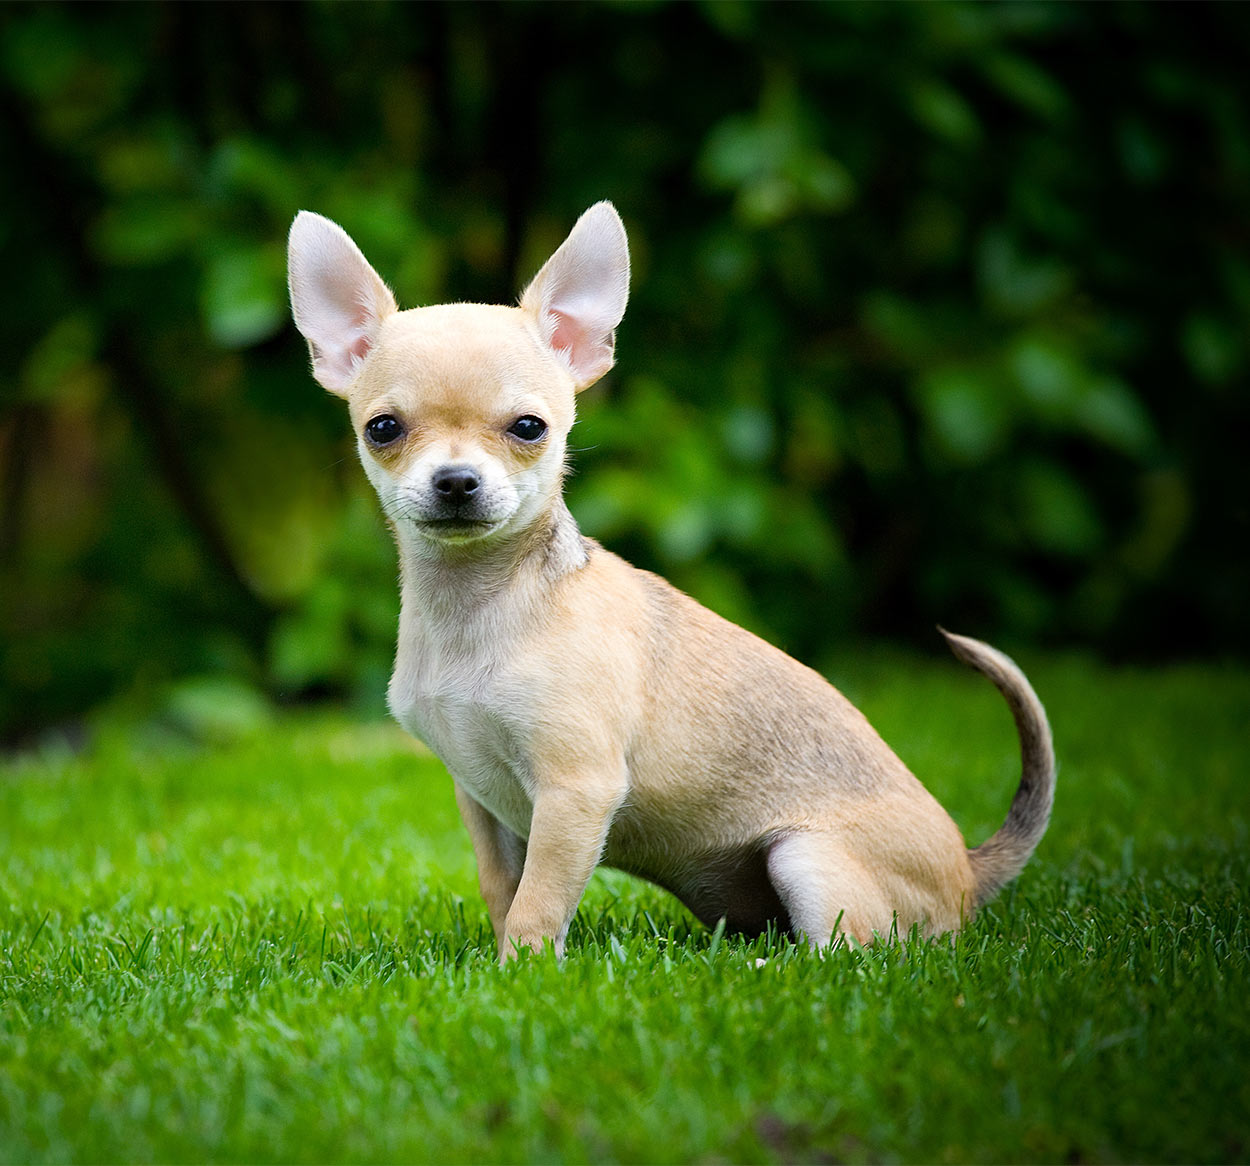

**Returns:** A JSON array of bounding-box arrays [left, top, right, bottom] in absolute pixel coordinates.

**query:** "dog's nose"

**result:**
[[432, 465, 481, 503]]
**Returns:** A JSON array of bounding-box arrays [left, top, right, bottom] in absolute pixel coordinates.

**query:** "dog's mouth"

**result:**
[[413, 516, 502, 543], [383, 488, 515, 545]]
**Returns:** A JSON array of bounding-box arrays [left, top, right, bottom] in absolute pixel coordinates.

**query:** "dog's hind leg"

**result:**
[[766, 831, 896, 947]]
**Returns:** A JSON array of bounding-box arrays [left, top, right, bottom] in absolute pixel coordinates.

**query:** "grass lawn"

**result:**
[[1, 649, 1248, 1163]]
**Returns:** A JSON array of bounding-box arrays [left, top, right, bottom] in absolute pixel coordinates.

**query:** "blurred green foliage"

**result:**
[[2, 2, 1248, 741]]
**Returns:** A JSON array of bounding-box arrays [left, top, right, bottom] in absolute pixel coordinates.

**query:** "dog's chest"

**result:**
[[389, 641, 536, 839]]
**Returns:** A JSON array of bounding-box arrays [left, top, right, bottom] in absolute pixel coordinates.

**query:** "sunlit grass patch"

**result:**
[[2, 656, 1247, 1163]]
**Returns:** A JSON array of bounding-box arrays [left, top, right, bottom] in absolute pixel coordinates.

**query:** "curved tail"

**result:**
[[939, 629, 1056, 908]]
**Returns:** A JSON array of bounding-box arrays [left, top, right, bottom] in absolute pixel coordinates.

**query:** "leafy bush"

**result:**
[[2, 2, 1248, 740]]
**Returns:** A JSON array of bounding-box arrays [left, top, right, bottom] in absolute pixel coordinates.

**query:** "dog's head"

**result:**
[[287, 203, 630, 547]]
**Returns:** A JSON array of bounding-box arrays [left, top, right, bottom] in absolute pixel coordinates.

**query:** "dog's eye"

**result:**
[[507, 415, 547, 443], [365, 414, 405, 447]]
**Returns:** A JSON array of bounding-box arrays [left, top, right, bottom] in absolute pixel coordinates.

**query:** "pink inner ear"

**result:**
[[549, 311, 599, 368], [549, 312, 576, 353], [348, 333, 372, 363]]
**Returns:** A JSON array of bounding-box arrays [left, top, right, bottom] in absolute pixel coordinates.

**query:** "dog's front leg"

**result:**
[[501, 776, 626, 963], [454, 783, 526, 951]]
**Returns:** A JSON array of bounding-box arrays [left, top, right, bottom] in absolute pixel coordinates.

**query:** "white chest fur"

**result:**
[[387, 600, 538, 841]]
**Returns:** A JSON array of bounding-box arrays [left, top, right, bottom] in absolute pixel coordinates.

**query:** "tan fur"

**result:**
[[287, 203, 1056, 961]]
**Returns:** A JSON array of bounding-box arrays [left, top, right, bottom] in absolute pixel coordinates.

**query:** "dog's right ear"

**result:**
[[287, 211, 398, 397]]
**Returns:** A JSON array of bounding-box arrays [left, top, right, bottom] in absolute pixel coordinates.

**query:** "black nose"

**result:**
[[432, 465, 481, 503]]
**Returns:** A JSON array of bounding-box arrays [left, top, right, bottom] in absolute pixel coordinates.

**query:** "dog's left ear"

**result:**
[[520, 202, 630, 392]]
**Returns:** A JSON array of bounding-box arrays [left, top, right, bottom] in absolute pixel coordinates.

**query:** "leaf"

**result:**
[[907, 78, 982, 147], [20, 315, 100, 403], [978, 229, 1072, 316], [91, 197, 198, 266], [163, 675, 272, 743], [269, 583, 353, 690], [1010, 336, 1080, 415], [980, 52, 1070, 122], [915, 366, 1012, 463], [209, 137, 300, 217], [698, 73, 856, 225], [1076, 378, 1157, 457], [200, 244, 287, 349], [1017, 462, 1104, 556], [1181, 313, 1242, 386]]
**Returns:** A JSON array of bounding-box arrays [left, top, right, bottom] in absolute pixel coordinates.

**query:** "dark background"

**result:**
[[3, 1, 1248, 744]]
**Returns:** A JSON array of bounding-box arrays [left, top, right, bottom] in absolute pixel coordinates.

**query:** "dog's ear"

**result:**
[[287, 212, 398, 397], [520, 202, 630, 392]]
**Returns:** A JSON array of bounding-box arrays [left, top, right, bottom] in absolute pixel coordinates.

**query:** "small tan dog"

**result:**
[[287, 202, 1055, 961]]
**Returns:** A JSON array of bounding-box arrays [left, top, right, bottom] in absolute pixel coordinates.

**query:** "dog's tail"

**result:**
[[939, 629, 1056, 908]]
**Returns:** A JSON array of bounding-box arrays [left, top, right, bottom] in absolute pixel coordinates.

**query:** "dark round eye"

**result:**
[[507, 415, 548, 443], [364, 414, 405, 447]]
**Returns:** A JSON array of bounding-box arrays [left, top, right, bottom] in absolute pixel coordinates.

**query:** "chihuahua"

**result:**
[[287, 202, 1055, 961]]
